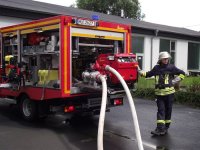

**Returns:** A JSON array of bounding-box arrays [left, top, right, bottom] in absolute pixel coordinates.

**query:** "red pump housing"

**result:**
[[92, 53, 138, 84]]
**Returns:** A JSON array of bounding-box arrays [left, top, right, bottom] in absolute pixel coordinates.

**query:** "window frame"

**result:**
[[159, 38, 176, 65], [187, 42, 200, 70], [131, 35, 144, 54]]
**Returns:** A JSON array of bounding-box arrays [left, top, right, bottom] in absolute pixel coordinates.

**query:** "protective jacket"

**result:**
[[143, 64, 185, 96]]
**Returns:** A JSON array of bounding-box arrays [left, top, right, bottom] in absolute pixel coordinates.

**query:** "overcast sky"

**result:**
[[34, 0, 200, 31]]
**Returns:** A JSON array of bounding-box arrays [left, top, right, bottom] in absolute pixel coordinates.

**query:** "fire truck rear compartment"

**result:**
[[71, 36, 123, 82], [0, 16, 139, 122]]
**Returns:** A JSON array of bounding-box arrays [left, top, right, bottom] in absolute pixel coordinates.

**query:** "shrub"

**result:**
[[133, 88, 200, 108], [175, 91, 200, 108], [186, 78, 200, 93], [132, 88, 155, 99]]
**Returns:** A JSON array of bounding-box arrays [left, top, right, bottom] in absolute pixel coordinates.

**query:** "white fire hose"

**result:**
[[97, 75, 107, 150], [82, 71, 108, 150], [82, 68, 143, 150], [104, 65, 144, 150]]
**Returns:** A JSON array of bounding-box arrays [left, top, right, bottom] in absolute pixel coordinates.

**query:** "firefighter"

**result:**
[[138, 51, 185, 136]]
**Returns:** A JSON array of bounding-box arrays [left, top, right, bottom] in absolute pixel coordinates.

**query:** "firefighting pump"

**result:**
[[81, 53, 144, 150]]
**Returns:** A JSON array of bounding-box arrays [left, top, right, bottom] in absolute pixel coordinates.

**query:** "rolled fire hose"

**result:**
[[105, 65, 144, 150]]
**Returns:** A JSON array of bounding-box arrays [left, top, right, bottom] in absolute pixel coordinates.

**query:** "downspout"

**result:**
[[150, 29, 159, 69]]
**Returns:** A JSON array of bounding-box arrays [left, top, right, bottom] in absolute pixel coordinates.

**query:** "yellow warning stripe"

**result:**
[[20, 24, 59, 34], [72, 33, 123, 41], [127, 33, 130, 53], [3, 31, 17, 37], [1, 19, 60, 33], [64, 25, 70, 94], [70, 24, 127, 33], [157, 120, 165, 124], [165, 120, 172, 123], [178, 74, 185, 80]]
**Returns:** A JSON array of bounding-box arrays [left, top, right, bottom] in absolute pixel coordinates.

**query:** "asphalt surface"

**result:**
[[0, 98, 200, 150]]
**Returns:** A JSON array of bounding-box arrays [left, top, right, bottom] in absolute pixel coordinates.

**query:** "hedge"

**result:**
[[175, 91, 200, 107], [132, 88, 200, 108], [132, 88, 155, 99]]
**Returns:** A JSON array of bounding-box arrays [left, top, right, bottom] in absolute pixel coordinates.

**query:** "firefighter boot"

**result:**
[[165, 123, 170, 133], [151, 127, 166, 136]]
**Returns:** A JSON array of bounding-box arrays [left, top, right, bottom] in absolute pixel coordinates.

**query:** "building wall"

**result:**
[[151, 37, 160, 69], [0, 16, 31, 28], [176, 40, 188, 74], [143, 36, 151, 71]]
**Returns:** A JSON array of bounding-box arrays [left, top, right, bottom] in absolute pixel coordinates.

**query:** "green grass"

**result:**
[[137, 77, 154, 89], [181, 76, 200, 87]]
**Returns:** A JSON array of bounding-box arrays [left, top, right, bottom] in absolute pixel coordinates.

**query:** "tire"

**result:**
[[19, 96, 38, 121]]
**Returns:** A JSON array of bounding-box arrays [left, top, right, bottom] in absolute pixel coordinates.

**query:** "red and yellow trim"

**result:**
[[69, 24, 127, 33], [20, 24, 59, 35], [127, 32, 131, 53], [61, 18, 70, 95], [125, 27, 132, 53], [1, 17, 61, 33], [63, 24, 68, 94]]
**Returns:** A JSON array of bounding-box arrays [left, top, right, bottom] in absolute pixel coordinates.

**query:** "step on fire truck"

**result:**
[[0, 15, 138, 121]]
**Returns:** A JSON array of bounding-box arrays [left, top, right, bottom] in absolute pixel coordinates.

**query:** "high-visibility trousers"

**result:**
[[156, 94, 174, 129]]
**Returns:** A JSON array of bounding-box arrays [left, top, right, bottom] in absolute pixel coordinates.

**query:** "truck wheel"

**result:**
[[20, 96, 38, 121]]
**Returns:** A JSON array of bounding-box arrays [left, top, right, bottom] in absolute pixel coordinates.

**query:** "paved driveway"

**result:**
[[0, 98, 199, 150]]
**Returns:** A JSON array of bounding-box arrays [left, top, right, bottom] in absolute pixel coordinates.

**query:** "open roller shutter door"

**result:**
[[71, 28, 124, 41]]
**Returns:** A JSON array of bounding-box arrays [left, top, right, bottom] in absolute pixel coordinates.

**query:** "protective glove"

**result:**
[[172, 76, 181, 85], [137, 66, 145, 76], [138, 70, 144, 76], [137, 66, 142, 71]]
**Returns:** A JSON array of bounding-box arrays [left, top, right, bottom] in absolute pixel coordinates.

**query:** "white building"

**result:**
[[1, 0, 200, 74], [131, 24, 200, 74]]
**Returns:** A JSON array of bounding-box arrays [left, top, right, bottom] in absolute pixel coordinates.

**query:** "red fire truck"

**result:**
[[0, 15, 138, 121]]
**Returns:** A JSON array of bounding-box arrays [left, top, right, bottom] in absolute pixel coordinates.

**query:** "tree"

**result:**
[[76, 0, 145, 20]]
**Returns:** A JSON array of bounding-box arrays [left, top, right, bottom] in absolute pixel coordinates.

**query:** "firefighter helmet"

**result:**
[[158, 51, 171, 60]]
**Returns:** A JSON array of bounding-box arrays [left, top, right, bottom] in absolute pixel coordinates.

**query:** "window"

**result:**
[[188, 42, 200, 70], [160, 39, 176, 64], [132, 36, 144, 54], [170, 41, 176, 65]]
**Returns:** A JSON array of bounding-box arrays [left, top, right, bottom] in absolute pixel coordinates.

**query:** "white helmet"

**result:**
[[158, 51, 171, 60]]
